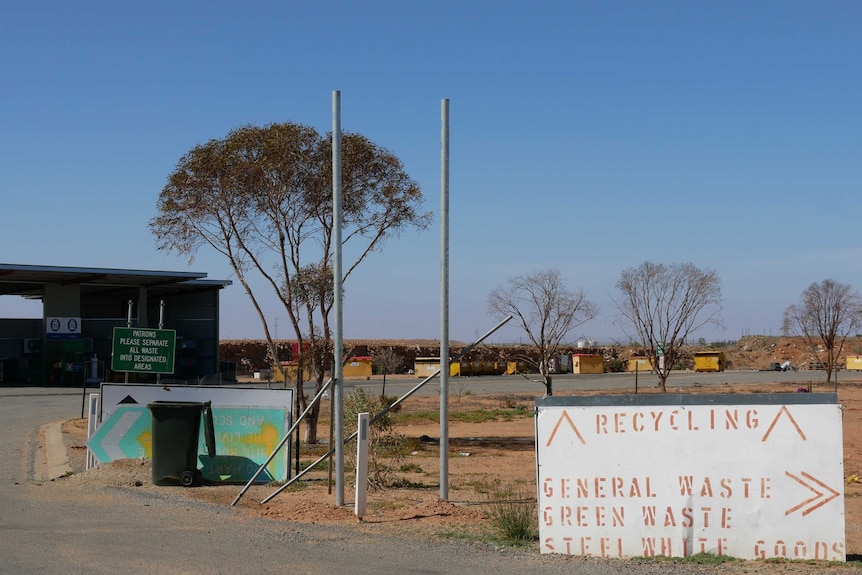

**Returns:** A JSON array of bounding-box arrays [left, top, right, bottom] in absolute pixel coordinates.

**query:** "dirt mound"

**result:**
[[221, 335, 862, 375]]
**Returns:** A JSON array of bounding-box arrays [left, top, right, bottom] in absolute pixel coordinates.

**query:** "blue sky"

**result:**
[[1, 1, 860, 344]]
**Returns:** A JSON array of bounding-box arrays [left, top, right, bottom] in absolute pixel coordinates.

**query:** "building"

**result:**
[[572, 354, 604, 374], [0, 263, 230, 385]]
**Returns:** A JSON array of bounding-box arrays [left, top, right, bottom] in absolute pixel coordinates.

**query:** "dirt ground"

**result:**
[[55, 378, 862, 572]]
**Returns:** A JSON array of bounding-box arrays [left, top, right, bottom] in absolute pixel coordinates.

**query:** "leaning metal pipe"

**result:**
[[232, 348, 357, 506], [230, 377, 334, 506], [258, 314, 513, 505]]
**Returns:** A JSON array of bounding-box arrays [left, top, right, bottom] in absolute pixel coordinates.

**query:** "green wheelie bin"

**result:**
[[148, 400, 216, 487]]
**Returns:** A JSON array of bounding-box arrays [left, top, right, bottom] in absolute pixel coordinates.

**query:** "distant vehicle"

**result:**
[[767, 361, 793, 372]]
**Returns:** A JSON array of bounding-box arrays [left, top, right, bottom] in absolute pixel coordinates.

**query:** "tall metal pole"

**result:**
[[156, 300, 165, 386], [124, 300, 133, 385], [332, 90, 345, 506], [440, 98, 450, 501]]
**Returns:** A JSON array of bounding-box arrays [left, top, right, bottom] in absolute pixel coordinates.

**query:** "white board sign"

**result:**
[[99, 383, 294, 420], [535, 394, 844, 561], [97, 383, 295, 482]]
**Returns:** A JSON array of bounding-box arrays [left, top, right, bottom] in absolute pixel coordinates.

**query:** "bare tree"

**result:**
[[150, 122, 431, 442], [487, 269, 597, 396], [612, 261, 722, 392], [372, 348, 404, 397], [783, 279, 862, 384]]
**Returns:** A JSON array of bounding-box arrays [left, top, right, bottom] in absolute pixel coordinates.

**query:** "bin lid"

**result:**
[[147, 401, 206, 408], [202, 402, 216, 458]]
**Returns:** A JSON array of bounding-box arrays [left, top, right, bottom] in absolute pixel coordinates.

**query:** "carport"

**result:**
[[0, 263, 230, 385]]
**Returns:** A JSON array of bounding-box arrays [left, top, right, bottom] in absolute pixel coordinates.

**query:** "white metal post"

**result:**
[[354, 412, 369, 518], [440, 99, 450, 501], [332, 90, 345, 507], [86, 393, 99, 470]]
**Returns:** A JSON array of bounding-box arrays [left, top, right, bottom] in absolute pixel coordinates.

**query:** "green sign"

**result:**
[[111, 327, 176, 374]]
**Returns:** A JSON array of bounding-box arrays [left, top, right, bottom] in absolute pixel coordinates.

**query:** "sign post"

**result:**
[[111, 327, 176, 374]]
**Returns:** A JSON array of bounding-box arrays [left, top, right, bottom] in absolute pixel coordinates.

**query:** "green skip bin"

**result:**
[[147, 401, 216, 487]]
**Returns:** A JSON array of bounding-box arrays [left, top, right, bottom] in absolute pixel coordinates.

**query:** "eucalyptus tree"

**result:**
[[150, 122, 431, 442], [783, 279, 862, 384], [613, 261, 722, 392]]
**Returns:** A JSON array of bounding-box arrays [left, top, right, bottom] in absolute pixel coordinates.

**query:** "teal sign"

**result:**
[[87, 406, 151, 462], [111, 327, 176, 374], [87, 405, 288, 483], [204, 407, 287, 483]]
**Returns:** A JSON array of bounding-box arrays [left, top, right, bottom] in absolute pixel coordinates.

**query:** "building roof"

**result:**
[[0, 263, 231, 300]]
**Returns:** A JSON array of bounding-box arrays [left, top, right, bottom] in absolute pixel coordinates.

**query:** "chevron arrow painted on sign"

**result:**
[[87, 406, 152, 463], [785, 470, 841, 516]]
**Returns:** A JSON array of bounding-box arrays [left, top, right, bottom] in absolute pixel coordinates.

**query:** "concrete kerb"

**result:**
[[42, 420, 73, 480], [1, 387, 85, 481]]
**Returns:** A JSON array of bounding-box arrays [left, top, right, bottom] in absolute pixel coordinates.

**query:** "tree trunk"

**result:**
[[653, 353, 668, 393], [293, 379, 304, 477], [295, 379, 307, 412], [305, 399, 321, 444], [658, 372, 668, 393], [826, 348, 836, 383], [544, 374, 553, 396]]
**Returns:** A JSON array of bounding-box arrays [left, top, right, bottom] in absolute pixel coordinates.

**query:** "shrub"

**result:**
[[605, 358, 626, 373], [482, 480, 538, 543], [343, 387, 409, 488]]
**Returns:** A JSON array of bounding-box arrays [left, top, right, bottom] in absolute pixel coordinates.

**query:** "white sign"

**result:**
[[99, 383, 294, 421], [535, 394, 844, 561], [96, 383, 296, 483], [46, 316, 81, 340]]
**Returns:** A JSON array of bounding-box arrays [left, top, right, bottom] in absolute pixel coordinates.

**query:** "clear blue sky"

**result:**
[[1, 1, 859, 344]]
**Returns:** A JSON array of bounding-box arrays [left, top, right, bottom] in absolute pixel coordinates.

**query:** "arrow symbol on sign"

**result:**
[[762, 405, 806, 442], [87, 406, 151, 463], [546, 410, 586, 446], [785, 470, 840, 516]]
